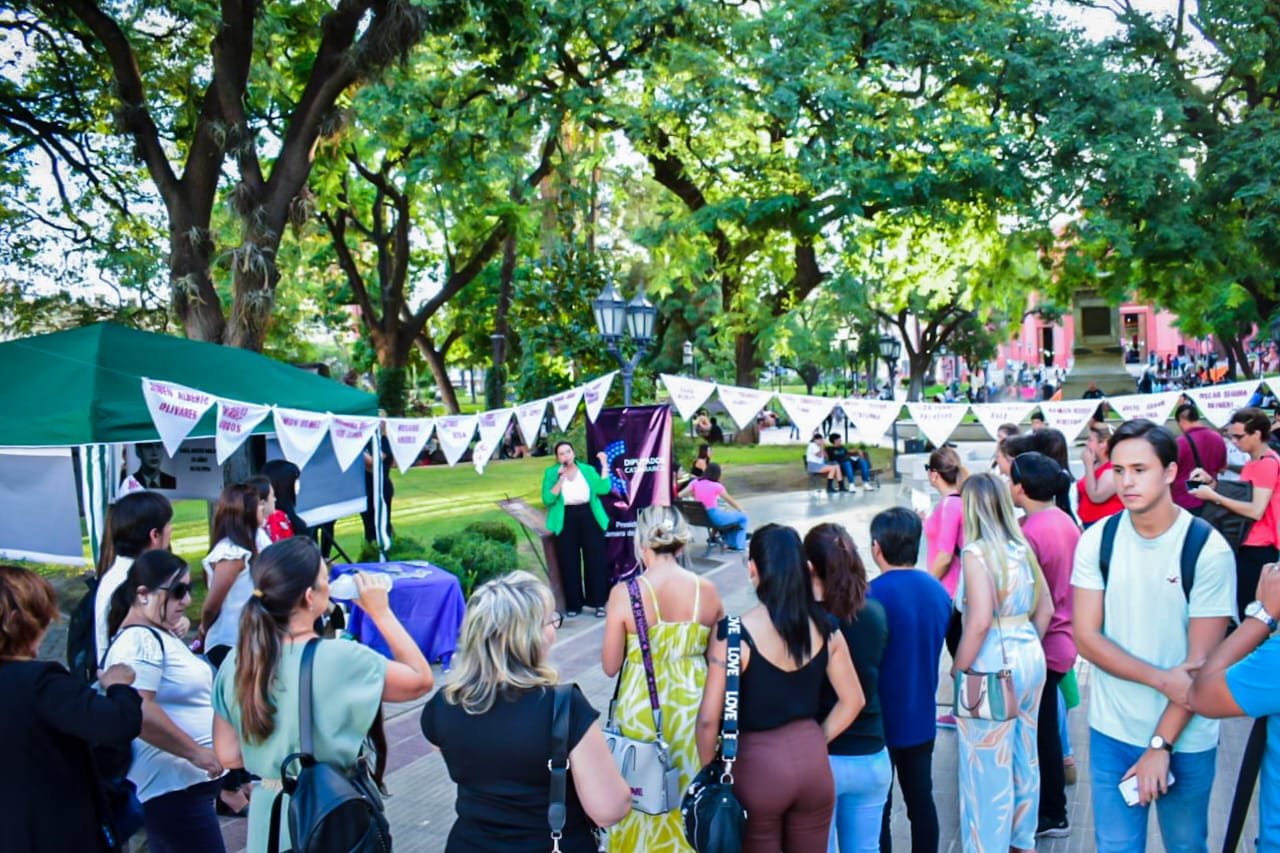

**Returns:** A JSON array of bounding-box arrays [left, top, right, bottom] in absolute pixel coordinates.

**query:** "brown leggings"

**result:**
[[733, 718, 835, 853]]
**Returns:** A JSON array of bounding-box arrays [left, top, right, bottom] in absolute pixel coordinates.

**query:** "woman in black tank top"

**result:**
[[696, 524, 864, 853]]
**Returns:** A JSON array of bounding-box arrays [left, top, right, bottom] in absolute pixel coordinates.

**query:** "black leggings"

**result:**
[[1037, 668, 1068, 824], [556, 503, 608, 613], [880, 739, 939, 853]]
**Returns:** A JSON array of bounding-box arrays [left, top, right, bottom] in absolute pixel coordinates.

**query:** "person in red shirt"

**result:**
[[1078, 423, 1125, 529], [1172, 403, 1227, 511]]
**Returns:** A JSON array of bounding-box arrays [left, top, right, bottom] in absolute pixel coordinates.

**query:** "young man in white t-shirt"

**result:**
[[1072, 418, 1236, 852]]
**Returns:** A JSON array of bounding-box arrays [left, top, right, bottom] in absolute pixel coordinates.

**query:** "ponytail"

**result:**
[[234, 537, 322, 743], [804, 523, 867, 622]]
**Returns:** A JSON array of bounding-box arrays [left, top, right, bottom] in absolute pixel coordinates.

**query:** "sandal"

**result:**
[[594, 607, 607, 618]]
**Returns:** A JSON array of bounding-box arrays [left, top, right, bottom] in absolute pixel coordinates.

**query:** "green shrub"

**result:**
[[430, 537, 517, 597], [430, 533, 460, 555], [356, 535, 428, 564], [463, 520, 517, 546]]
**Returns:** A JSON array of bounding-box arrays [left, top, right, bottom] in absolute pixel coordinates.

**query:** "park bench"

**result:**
[[804, 455, 884, 491], [675, 498, 744, 557]]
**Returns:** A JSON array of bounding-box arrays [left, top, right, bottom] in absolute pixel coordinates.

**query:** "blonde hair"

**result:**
[[633, 505, 693, 564], [442, 570, 558, 714], [960, 473, 1044, 608]]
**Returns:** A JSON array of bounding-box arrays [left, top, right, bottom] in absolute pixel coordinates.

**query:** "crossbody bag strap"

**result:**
[[626, 578, 666, 740], [267, 788, 286, 853], [719, 616, 741, 780], [964, 545, 1011, 670], [1186, 430, 1205, 473], [299, 638, 320, 758], [99, 623, 166, 672], [548, 683, 572, 852]]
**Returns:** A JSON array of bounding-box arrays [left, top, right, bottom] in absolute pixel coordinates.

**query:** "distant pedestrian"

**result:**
[[1172, 404, 1227, 512], [679, 462, 749, 551], [866, 508, 951, 853], [922, 446, 965, 673]]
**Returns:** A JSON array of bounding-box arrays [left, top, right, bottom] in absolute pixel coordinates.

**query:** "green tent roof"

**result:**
[[0, 323, 377, 447]]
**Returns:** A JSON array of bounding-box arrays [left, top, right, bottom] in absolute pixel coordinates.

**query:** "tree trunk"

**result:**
[[734, 332, 760, 387], [908, 354, 930, 401], [417, 338, 460, 414], [486, 229, 517, 410]]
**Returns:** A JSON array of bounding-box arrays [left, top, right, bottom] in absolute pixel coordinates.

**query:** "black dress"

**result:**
[[0, 660, 143, 852], [421, 684, 600, 853]]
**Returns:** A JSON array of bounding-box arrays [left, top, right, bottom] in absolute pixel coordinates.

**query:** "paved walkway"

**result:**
[[220, 481, 1261, 852]]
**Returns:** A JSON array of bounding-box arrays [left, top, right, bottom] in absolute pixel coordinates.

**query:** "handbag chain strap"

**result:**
[[718, 616, 742, 783], [964, 545, 1011, 672]]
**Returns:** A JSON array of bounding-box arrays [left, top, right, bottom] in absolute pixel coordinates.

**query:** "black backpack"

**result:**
[[268, 638, 391, 853], [66, 574, 101, 684], [1098, 512, 1213, 602]]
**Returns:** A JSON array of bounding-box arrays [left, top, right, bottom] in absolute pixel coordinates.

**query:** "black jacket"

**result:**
[[0, 660, 142, 852]]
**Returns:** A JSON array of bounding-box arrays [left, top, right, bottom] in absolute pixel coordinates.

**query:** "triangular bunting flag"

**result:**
[[659, 374, 717, 421], [472, 437, 499, 474], [550, 386, 584, 432], [272, 408, 333, 468], [215, 399, 272, 464], [582, 373, 617, 422], [515, 399, 548, 447], [776, 393, 836, 442], [907, 402, 970, 449], [435, 414, 478, 467], [384, 418, 434, 473], [1188, 380, 1261, 427], [140, 377, 216, 456], [1040, 400, 1101, 440], [717, 384, 775, 431], [476, 408, 515, 452], [842, 398, 902, 448], [969, 402, 1037, 440], [329, 415, 381, 472], [1106, 390, 1181, 424]]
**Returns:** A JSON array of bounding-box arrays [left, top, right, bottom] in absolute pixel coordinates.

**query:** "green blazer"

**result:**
[[541, 461, 611, 534]]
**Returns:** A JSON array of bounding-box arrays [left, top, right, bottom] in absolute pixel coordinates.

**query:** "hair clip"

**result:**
[[252, 588, 265, 598]]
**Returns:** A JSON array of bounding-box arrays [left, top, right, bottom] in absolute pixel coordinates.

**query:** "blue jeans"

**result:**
[[707, 506, 748, 550], [828, 749, 892, 853], [1058, 688, 1072, 758], [839, 457, 872, 484], [1089, 728, 1216, 852]]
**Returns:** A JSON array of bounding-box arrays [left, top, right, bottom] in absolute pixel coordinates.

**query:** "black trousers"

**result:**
[[944, 606, 963, 659], [142, 779, 225, 853], [1236, 544, 1277, 622], [880, 739, 939, 853], [1037, 668, 1068, 824], [556, 503, 609, 613]]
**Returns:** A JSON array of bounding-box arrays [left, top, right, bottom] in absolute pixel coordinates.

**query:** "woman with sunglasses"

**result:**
[[1188, 406, 1280, 620], [102, 550, 227, 853]]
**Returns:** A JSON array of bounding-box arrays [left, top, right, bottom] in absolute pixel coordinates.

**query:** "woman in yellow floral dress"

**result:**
[[602, 506, 725, 852]]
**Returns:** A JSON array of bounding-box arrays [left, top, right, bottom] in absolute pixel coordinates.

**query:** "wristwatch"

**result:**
[[1149, 735, 1174, 753], [1244, 600, 1279, 631]]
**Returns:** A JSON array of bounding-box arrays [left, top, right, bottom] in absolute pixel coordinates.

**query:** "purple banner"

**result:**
[[586, 404, 674, 582]]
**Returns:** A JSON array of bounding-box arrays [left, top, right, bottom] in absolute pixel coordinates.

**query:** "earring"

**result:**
[[140, 596, 150, 605]]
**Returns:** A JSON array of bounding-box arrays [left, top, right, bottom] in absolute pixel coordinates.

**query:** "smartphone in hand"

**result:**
[[1119, 772, 1175, 807]]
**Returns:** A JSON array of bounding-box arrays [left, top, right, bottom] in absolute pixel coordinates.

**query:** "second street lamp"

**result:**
[[879, 333, 903, 481], [593, 278, 655, 405]]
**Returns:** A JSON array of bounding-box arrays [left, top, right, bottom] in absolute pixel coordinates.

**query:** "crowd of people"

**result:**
[[6, 401, 1280, 853]]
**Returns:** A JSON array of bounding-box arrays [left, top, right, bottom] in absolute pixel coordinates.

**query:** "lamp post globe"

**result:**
[[593, 278, 654, 406]]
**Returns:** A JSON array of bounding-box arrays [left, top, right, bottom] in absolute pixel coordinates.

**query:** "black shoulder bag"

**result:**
[[681, 615, 747, 853], [268, 639, 391, 853], [548, 683, 574, 853], [1186, 434, 1258, 549]]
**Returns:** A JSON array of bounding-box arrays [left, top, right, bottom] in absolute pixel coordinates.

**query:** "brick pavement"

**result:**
[[221, 483, 1261, 852]]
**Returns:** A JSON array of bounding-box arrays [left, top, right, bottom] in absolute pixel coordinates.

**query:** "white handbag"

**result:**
[[602, 578, 683, 815]]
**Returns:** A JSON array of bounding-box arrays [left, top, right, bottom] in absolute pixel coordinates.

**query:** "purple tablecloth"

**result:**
[[330, 561, 465, 667]]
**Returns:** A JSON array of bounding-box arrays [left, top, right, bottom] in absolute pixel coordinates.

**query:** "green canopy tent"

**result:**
[[0, 323, 387, 564]]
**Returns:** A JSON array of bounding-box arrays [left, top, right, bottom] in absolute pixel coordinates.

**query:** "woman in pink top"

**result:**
[[1009, 451, 1080, 836], [922, 447, 966, 597], [678, 463, 749, 550]]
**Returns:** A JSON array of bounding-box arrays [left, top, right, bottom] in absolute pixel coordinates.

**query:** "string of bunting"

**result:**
[[139, 372, 1273, 479]]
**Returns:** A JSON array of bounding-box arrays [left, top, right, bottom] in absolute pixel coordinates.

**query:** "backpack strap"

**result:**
[[1180, 516, 1213, 602], [1098, 513, 1124, 589], [1223, 717, 1269, 853], [99, 624, 166, 672], [299, 637, 320, 758], [548, 683, 573, 852], [267, 789, 285, 853]]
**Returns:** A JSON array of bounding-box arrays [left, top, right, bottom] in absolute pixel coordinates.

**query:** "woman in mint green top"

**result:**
[[211, 537, 434, 853], [541, 441, 612, 618]]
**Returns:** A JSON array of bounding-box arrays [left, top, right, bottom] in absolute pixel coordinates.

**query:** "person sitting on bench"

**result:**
[[807, 432, 845, 492], [678, 463, 749, 551], [827, 433, 872, 491]]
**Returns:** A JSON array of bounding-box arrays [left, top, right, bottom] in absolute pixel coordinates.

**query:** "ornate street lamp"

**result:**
[[879, 334, 903, 480], [593, 278, 655, 405]]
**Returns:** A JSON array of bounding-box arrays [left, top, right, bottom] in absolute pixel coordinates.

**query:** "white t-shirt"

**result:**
[[256, 526, 272, 553], [1071, 509, 1237, 752], [560, 470, 590, 505], [202, 539, 254, 651], [102, 624, 220, 801], [94, 555, 134, 661], [805, 442, 826, 465]]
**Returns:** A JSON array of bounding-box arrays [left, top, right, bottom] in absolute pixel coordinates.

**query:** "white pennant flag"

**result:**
[[472, 437, 498, 474], [328, 415, 381, 472], [550, 386, 585, 431], [384, 418, 434, 473], [659, 374, 717, 421], [272, 408, 333, 468], [1106, 390, 1181, 424], [1188, 380, 1261, 427], [843, 398, 902, 448], [435, 414, 478, 467], [777, 393, 836, 441], [717, 384, 775, 431], [515, 399, 548, 446], [215, 399, 272, 464], [969, 402, 1037, 440], [1040, 400, 1101, 440], [581, 372, 617, 422], [907, 402, 970, 449], [140, 378, 216, 456], [476, 408, 515, 452]]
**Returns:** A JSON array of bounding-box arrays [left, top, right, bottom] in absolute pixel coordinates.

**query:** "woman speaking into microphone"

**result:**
[[542, 441, 612, 618]]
